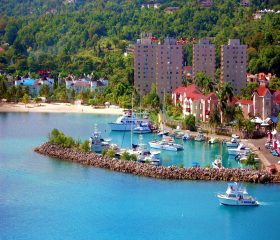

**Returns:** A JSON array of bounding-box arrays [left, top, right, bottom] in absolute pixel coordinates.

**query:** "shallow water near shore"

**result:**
[[1, 112, 280, 240]]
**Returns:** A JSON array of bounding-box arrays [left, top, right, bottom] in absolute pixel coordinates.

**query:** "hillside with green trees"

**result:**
[[0, 0, 279, 106]]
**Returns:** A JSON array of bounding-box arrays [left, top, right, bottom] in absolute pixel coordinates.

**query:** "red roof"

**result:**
[[206, 92, 218, 101], [274, 90, 280, 104], [236, 99, 253, 105], [230, 96, 239, 105], [256, 85, 270, 97], [258, 73, 267, 81], [174, 84, 204, 100]]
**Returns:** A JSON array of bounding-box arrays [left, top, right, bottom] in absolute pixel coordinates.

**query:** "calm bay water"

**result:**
[[1, 112, 280, 240]]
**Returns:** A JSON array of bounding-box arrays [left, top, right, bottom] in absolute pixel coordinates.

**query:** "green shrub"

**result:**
[[121, 151, 131, 160], [80, 140, 90, 152]]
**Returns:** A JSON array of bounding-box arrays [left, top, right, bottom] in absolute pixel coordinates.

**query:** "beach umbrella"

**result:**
[[271, 116, 279, 123]]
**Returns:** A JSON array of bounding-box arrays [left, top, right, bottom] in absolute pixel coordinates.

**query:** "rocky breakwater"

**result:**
[[34, 143, 280, 183]]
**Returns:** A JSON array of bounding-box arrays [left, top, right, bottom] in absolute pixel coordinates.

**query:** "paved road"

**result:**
[[248, 138, 280, 166]]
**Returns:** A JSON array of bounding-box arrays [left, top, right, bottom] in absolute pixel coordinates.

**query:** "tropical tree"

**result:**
[[209, 106, 220, 129], [22, 93, 29, 106], [194, 72, 214, 95], [183, 114, 196, 131], [241, 82, 258, 100], [268, 77, 280, 91], [39, 84, 50, 98], [142, 84, 161, 111], [216, 82, 234, 123], [243, 119, 255, 138], [0, 78, 7, 99]]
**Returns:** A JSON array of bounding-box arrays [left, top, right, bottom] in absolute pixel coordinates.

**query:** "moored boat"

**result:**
[[212, 155, 224, 169], [225, 137, 240, 148], [149, 136, 183, 151], [227, 143, 251, 156], [209, 137, 218, 144], [109, 110, 150, 131], [182, 133, 192, 141], [217, 182, 259, 206], [195, 131, 205, 142], [133, 122, 151, 134], [89, 127, 110, 153]]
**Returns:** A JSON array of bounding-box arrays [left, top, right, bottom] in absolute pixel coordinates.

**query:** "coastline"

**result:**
[[34, 143, 280, 183], [0, 102, 124, 115], [1, 102, 277, 169]]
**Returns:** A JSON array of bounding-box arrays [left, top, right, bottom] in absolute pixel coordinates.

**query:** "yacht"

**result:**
[[212, 155, 224, 169], [225, 137, 239, 148], [217, 182, 259, 206], [195, 131, 205, 142], [209, 137, 218, 144], [149, 136, 184, 151], [227, 143, 251, 156], [89, 127, 110, 153], [109, 110, 149, 131], [133, 122, 151, 134]]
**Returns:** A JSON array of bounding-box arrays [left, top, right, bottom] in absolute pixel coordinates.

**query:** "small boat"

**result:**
[[225, 137, 239, 148], [149, 136, 184, 151], [157, 130, 169, 136], [209, 137, 218, 144], [89, 126, 110, 153], [195, 131, 205, 142], [128, 135, 161, 166], [212, 155, 223, 169], [109, 110, 150, 131], [227, 143, 251, 156], [182, 133, 191, 141], [217, 182, 259, 206], [133, 122, 151, 134]]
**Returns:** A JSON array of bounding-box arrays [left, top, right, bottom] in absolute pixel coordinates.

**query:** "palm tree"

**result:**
[[216, 82, 234, 124]]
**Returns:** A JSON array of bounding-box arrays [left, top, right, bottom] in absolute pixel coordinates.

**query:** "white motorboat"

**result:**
[[149, 136, 184, 151], [109, 110, 149, 131], [89, 127, 110, 153], [225, 137, 239, 148], [212, 155, 224, 169], [157, 130, 169, 136], [195, 131, 205, 142], [128, 139, 161, 166], [133, 122, 151, 134], [209, 137, 218, 144], [227, 143, 251, 156], [183, 133, 191, 141], [217, 182, 259, 206]]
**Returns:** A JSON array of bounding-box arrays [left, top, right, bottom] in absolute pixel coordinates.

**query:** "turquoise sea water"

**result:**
[[1, 112, 280, 240]]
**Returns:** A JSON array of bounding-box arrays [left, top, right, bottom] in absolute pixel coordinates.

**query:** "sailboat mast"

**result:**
[[131, 93, 133, 148]]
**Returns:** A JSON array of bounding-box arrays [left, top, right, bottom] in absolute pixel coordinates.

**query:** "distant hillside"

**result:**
[[0, 0, 279, 82]]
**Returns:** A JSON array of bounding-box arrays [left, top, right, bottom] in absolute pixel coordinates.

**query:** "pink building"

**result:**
[[236, 99, 253, 119], [193, 39, 215, 81], [253, 85, 273, 120], [134, 33, 183, 98], [172, 84, 218, 122], [221, 39, 247, 95]]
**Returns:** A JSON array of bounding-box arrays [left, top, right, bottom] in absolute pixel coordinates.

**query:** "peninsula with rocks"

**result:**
[[34, 143, 280, 184]]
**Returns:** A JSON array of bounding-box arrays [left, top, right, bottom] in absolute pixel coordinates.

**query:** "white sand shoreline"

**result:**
[[0, 103, 124, 115]]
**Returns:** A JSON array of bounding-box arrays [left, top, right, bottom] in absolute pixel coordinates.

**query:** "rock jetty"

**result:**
[[34, 143, 280, 184]]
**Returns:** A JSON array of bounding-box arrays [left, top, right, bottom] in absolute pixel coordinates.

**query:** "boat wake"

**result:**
[[257, 201, 280, 206]]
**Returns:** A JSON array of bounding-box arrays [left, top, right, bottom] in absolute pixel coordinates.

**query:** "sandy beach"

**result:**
[[0, 102, 124, 115]]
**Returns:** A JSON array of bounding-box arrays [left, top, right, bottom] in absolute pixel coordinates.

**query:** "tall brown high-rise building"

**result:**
[[221, 39, 247, 94], [193, 39, 216, 81], [134, 33, 183, 98]]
